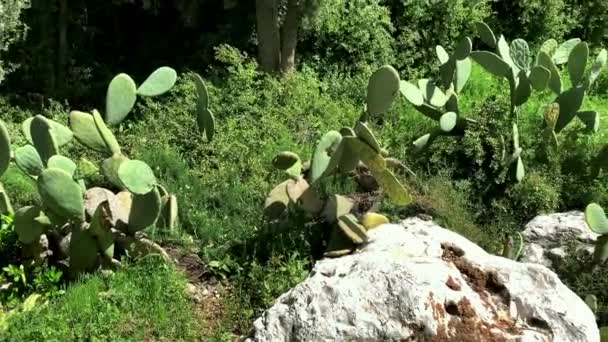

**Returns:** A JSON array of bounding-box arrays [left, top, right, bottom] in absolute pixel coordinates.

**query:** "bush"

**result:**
[[565, 0, 608, 47], [490, 0, 572, 47], [299, 0, 395, 73], [387, 0, 491, 78]]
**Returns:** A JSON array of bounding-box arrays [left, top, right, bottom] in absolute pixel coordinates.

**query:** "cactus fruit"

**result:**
[[584, 203, 608, 263], [47, 155, 77, 177], [337, 214, 367, 244], [136, 66, 177, 97], [14, 206, 47, 244], [37, 168, 85, 220], [105, 73, 137, 126], [310, 130, 342, 183], [272, 151, 301, 179], [30, 115, 59, 164], [92, 110, 121, 155], [366, 65, 400, 117], [14, 145, 44, 176], [69, 111, 108, 153], [361, 212, 389, 230], [117, 159, 157, 195]]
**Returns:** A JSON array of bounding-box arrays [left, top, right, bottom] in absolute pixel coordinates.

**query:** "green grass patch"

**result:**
[[1, 257, 200, 341]]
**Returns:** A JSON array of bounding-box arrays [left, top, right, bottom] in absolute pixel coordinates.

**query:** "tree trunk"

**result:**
[[279, 0, 301, 73], [57, 0, 69, 97], [255, 0, 280, 72]]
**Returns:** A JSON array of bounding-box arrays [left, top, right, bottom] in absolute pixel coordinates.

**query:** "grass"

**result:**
[[1, 257, 201, 341]]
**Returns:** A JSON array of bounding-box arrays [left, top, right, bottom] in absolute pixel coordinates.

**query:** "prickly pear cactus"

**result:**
[[584, 203, 608, 263]]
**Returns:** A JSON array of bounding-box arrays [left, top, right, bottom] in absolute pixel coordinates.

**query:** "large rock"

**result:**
[[520, 211, 599, 269], [247, 218, 598, 341]]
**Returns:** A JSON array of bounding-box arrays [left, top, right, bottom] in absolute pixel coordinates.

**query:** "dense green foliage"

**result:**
[[0, 0, 608, 338]]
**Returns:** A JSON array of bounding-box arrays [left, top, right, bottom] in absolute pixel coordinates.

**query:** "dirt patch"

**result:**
[[164, 245, 233, 339]]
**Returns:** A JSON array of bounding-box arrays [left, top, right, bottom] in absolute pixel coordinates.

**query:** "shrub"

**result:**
[[565, 0, 608, 47], [490, 0, 572, 47], [299, 0, 395, 73], [387, 0, 491, 78]]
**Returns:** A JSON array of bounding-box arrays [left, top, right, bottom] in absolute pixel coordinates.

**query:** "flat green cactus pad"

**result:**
[[128, 188, 162, 233], [22, 117, 73, 147], [105, 73, 137, 125], [136, 66, 177, 97], [14, 145, 44, 177], [92, 110, 121, 155], [69, 111, 108, 153], [272, 151, 301, 179], [30, 115, 59, 165], [264, 179, 290, 219], [48, 155, 77, 177], [310, 130, 342, 183], [14, 206, 47, 244], [117, 159, 157, 195], [37, 168, 84, 220], [102, 154, 129, 190], [585, 203, 608, 234], [366, 65, 400, 117]]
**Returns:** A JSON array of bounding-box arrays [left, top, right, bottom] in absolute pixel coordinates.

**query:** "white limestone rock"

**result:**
[[247, 218, 599, 342]]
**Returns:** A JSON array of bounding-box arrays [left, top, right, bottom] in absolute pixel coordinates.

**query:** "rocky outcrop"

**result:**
[[520, 211, 598, 269], [247, 218, 599, 342]]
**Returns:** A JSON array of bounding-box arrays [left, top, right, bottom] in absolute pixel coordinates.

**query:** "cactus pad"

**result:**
[[193, 73, 209, 110], [568, 42, 589, 86], [474, 21, 496, 48], [540, 39, 558, 56], [322, 194, 354, 224], [102, 154, 129, 189], [436, 45, 449, 64], [510, 39, 531, 71], [88, 200, 114, 259], [105, 73, 137, 125], [272, 151, 301, 179], [264, 179, 290, 219], [69, 111, 108, 153], [576, 111, 599, 132], [536, 51, 562, 94], [553, 38, 582, 65], [310, 130, 342, 183], [337, 214, 368, 244], [197, 107, 216, 142], [158, 194, 178, 231], [117, 159, 157, 195], [22, 117, 73, 147], [136, 66, 177, 97], [455, 59, 472, 93], [529, 65, 550, 91], [589, 49, 607, 87], [366, 65, 400, 117], [554, 86, 585, 132], [399, 81, 423, 106], [48, 155, 77, 177], [585, 203, 608, 234], [454, 37, 472, 60], [439, 112, 457, 132], [128, 187, 162, 233], [471, 51, 512, 79], [37, 168, 84, 220], [324, 227, 355, 258], [14, 206, 47, 244], [543, 103, 560, 130], [354, 121, 382, 153], [14, 145, 44, 177], [30, 115, 59, 165], [69, 223, 98, 275], [92, 110, 121, 155]]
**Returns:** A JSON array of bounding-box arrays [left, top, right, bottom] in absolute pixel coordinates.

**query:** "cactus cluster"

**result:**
[[400, 21, 607, 183], [265, 65, 412, 257], [400, 37, 475, 150], [0, 66, 202, 277]]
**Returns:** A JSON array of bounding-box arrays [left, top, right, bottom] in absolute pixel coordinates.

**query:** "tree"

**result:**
[[255, 0, 309, 73], [0, 0, 31, 84]]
